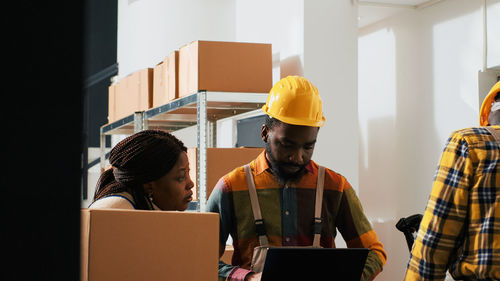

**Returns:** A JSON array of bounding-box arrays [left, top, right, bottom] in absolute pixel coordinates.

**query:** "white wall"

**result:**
[[235, 0, 304, 82], [303, 1, 359, 191], [487, 0, 500, 68], [358, 0, 500, 280], [117, 0, 236, 79], [234, 0, 360, 191]]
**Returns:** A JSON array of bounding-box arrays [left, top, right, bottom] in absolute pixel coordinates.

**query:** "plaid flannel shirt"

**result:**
[[207, 151, 386, 281], [405, 126, 500, 281]]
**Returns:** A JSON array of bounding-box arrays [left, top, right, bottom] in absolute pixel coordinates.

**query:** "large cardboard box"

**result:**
[[187, 147, 264, 199], [108, 68, 153, 122], [81, 209, 219, 281], [179, 41, 272, 97], [153, 51, 179, 107]]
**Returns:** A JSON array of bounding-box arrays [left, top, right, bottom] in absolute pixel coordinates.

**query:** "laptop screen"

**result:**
[[261, 247, 369, 281]]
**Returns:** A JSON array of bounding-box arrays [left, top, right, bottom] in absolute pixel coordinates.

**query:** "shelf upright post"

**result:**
[[133, 111, 148, 132], [100, 128, 106, 173], [197, 91, 208, 212], [208, 120, 217, 148]]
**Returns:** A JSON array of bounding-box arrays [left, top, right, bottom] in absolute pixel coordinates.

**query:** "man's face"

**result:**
[[261, 121, 319, 185]]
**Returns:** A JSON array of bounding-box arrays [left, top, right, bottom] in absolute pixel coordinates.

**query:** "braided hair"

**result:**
[[93, 129, 187, 210]]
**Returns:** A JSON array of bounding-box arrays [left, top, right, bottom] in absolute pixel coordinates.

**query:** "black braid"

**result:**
[[93, 129, 187, 210]]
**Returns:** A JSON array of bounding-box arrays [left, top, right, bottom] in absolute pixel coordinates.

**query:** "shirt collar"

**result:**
[[254, 150, 269, 175], [254, 150, 314, 175]]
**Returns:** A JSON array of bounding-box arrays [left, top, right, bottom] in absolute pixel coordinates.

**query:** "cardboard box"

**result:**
[[81, 209, 219, 281], [166, 51, 179, 102], [108, 68, 153, 122], [153, 60, 167, 107], [179, 41, 272, 97], [153, 51, 179, 107], [187, 147, 264, 199]]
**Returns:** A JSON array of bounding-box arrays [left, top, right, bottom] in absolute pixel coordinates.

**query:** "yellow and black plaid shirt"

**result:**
[[405, 126, 500, 281]]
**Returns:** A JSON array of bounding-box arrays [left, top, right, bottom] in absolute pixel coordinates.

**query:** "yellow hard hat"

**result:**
[[479, 80, 500, 126], [262, 76, 325, 127]]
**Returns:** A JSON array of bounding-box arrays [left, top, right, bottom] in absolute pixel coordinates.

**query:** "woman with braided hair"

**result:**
[[89, 129, 194, 211]]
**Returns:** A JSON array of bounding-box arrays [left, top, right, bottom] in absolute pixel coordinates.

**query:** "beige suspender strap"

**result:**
[[244, 164, 269, 247], [485, 126, 500, 145], [312, 166, 325, 247]]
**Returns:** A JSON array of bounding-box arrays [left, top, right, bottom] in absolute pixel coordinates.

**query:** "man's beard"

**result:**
[[265, 141, 307, 186]]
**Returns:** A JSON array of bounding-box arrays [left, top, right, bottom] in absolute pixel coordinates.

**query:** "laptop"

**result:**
[[261, 247, 369, 281]]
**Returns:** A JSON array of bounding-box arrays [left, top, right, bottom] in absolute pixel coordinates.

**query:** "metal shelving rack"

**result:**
[[99, 91, 267, 211]]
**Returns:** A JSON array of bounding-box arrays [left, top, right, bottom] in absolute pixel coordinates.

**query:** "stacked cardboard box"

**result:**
[[108, 68, 153, 123], [81, 209, 219, 281], [108, 40, 272, 123], [179, 40, 272, 97], [187, 147, 264, 200], [153, 50, 179, 107]]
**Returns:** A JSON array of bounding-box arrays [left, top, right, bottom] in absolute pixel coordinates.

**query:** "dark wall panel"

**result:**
[[84, 0, 117, 148], [3, 1, 84, 281]]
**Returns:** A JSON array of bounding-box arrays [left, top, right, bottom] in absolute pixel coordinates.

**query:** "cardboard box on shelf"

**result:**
[[167, 51, 179, 102], [108, 68, 153, 123], [178, 40, 272, 97], [153, 50, 179, 107], [187, 147, 264, 199], [81, 209, 219, 281], [153, 61, 167, 107]]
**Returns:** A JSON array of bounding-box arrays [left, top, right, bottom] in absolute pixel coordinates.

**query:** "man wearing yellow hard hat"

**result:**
[[207, 76, 387, 281], [404, 80, 500, 281]]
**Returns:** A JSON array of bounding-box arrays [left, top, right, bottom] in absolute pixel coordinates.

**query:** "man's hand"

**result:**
[[244, 272, 262, 281]]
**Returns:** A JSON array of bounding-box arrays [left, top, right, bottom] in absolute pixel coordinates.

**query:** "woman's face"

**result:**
[[147, 152, 194, 211]]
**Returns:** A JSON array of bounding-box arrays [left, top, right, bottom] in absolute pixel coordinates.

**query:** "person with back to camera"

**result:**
[[404, 81, 500, 281], [206, 76, 387, 281], [89, 129, 195, 211]]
